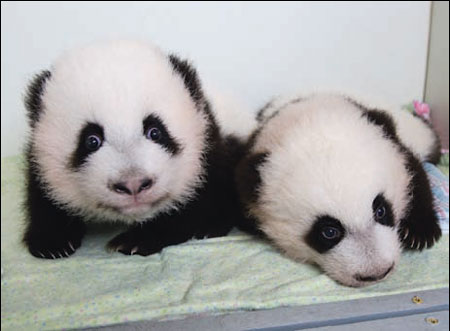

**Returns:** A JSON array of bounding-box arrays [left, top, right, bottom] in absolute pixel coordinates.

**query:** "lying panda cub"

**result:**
[[23, 40, 250, 259], [236, 94, 442, 287]]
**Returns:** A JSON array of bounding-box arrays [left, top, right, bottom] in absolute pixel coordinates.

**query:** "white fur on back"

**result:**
[[32, 40, 210, 223], [206, 89, 257, 140]]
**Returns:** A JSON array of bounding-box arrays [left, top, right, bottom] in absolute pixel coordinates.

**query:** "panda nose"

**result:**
[[110, 177, 153, 196], [354, 264, 394, 282]]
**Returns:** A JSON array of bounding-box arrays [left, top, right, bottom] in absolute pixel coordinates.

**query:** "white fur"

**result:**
[[383, 107, 438, 162], [32, 40, 210, 223], [249, 94, 411, 287], [259, 91, 439, 162], [206, 88, 257, 140]]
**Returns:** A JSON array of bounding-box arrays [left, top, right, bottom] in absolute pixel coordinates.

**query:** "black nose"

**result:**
[[110, 177, 153, 196], [354, 264, 394, 282]]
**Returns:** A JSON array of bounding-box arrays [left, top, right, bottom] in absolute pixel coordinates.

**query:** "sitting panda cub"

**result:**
[[23, 40, 250, 259], [236, 94, 442, 287]]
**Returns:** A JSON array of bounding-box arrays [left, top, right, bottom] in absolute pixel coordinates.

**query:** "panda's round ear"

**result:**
[[25, 70, 51, 128], [168, 54, 203, 105]]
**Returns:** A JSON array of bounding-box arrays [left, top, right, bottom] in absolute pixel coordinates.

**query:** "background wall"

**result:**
[[1, 1, 433, 156], [425, 0, 449, 149]]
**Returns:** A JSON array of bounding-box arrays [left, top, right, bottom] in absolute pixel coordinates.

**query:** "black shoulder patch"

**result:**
[[363, 109, 398, 142], [346, 97, 399, 142], [168, 54, 203, 105], [24, 70, 51, 128]]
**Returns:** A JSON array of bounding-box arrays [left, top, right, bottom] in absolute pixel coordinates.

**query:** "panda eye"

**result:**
[[145, 127, 161, 141], [372, 194, 394, 227], [321, 227, 341, 240], [85, 134, 102, 151], [375, 205, 386, 220]]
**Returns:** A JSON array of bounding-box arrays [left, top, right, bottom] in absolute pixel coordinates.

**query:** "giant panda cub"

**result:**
[[236, 94, 442, 287], [23, 40, 250, 259]]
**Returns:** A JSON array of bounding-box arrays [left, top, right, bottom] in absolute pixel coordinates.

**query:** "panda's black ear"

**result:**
[[168, 54, 203, 104], [398, 152, 442, 250], [25, 70, 51, 128], [363, 109, 399, 142]]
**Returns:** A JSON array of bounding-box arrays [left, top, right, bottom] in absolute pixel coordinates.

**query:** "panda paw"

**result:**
[[399, 220, 442, 251], [107, 229, 162, 256], [28, 239, 81, 259], [24, 220, 85, 259]]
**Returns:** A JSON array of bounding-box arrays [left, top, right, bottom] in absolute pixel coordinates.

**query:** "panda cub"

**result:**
[[236, 94, 442, 287], [23, 40, 248, 259]]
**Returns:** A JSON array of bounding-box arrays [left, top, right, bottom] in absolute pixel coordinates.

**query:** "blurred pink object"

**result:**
[[413, 100, 431, 121]]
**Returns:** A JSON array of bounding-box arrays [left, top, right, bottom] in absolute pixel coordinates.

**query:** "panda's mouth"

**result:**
[[97, 193, 170, 215]]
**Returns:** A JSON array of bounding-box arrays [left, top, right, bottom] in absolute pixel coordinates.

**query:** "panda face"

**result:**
[[247, 95, 410, 287], [31, 41, 209, 223]]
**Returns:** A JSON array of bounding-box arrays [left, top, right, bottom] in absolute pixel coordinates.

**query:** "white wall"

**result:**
[[1, 1, 431, 157], [425, 1, 449, 149]]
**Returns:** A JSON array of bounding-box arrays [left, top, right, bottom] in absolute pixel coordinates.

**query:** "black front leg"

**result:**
[[399, 153, 442, 250], [23, 164, 85, 259]]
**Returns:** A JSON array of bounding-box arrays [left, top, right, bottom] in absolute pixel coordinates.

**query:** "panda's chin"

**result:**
[[96, 193, 171, 220]]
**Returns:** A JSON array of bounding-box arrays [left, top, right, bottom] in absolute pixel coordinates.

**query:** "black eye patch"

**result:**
[[143, 114, 182, 156], [305, 216, 346, 253], [372, 194, 394, 227], [70, 123, 104, 169]]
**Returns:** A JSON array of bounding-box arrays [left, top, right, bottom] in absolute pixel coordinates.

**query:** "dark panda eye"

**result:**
[[85, 134, 102, 151], [375, 206, 386, 220], [372, 194, 394, 227], [305, 216, 346, 253], [142, 114, 181, 155], [145, 127, 161, 141], [321, 227, 341, 240]]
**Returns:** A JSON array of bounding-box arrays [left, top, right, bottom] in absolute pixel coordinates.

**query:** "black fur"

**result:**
[[398, 151, 442, 250], [70, 123, 105, 169], [356, 107, 441, 250], [305, 216, 346, 254], [235, 152, 269, 206], [24, 70, 51, 128], [169, 54, 203, 105], [24, 145, 86, 259], [143, 114, 182, 155], [352, 97, 442, 164], [233, 151, 269, 236], [363, 109, 398, 142], [372, 194, 394, 228], [168, 54, 219, 139]]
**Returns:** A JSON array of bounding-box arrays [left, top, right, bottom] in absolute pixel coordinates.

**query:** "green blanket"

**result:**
[[1, 156, 449, 330]]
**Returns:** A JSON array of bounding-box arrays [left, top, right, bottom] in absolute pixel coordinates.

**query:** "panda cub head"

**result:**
[[27, 40, 212, 223], [237, 94, 441, 287]]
